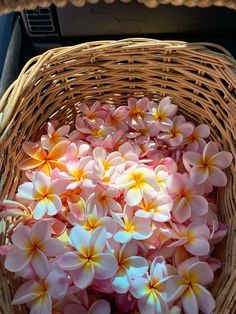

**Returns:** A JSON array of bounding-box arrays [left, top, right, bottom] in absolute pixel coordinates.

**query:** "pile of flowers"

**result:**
[[0, 97, 232, 314]]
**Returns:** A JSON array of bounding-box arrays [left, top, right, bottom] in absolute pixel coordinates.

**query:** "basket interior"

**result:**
[[0, 40, 236, 313]]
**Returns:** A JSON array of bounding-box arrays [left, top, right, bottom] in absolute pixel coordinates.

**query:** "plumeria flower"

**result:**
[[116, 166, 159, 206], [127, 115, 158, 144], [12, 267, 68, 314], [58, 226, 118, 289], [159, 115, 194, 147], [105, 105, 129, 130], [63, 156, 95, 190], [163, 257, 215, 314], [77, 101, 107, 127], [131, 256, 169, 314], [128, 97, 149, 122], [18, 140, 70, 175], [160, 222, 210, 256], [118, 142, 140, 167], [70, 196, 117, 238], [65, 141, 92, 160], [185, 124, 210, 152], [144, 97, 177, 131], [183, 141, 233, 186], [18, 171, 67, 219], [5, 221, 64, 277], [41, 121, 70, 150], [110, 240, 148, 293], [101, 130, 125, 151], [89, 187, 122, 214], [112, 205, 153, 243], [135, 192, 172, 222], [167, 173, 208, 223]]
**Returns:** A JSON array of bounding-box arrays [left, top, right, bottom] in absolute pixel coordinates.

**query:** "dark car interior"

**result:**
[[0, 2, 236, 98]]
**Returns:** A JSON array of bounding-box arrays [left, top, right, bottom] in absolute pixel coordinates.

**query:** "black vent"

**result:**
[[22, 7, 59, 36]]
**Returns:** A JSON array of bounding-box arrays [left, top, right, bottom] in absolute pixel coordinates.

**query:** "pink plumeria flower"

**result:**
[[116, 166, 159, 206], [63, 156, 95, 190], [65, 141, 92, 160], [41, 122, 70, 150], [5, 221, 64, 277], [78, 101, 107, 127], [127, 115, 157, 144], [101, 130, 125, 151], [70, 196, 117, 238], [161, 222, 210, 256], [154, 165, 170, 191], [118, 142, 140, 168], [112, 205, 153, 243], [110, 240, 148, 293], [18, 171, 67, 219], [159, 115, 194, 147], [185, 124, 210, 152], [131, 257, 169, 314], [145, 97, 177, 131], [93, 147, 125, 179], [12, 267, 68, 314], [58, 226, 118, 289], [64, 299, 111, 314], [167, 173, 208, 223], [128, 97, 149, 122], [163, 257, 215, 314], [105, 105, 129, 130], [135, 192, 172, 222], [89, 187, 122, 214], [183, 141, 233, 186]]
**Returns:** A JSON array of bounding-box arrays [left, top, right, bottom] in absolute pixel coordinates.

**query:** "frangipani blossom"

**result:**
[[167, 173, 208, 223], [183, 141, 233, 186], [41, 121, 70, 150], [127, 115, 158, 144], [159, 115, 194, 147], [106, 105, 129, 130], [12, 267, 68, 314], [145, 97, 177, 131], [118, 142, 140, 167], [58, 226, 118, 289], [128, 97, 149, 122], [131, 257, 169, 314], [18, 171, 67, 219], [111, 240, 148, 293], [77, 101, 107, 127], [5, 221, 64, 277], [113, 205, 153, 243], [116, 166, 159, 206], [135, 193, 172, 222], [163, 257, 215, 314], [161, 222, 210, 256], [89, 188, 122, 214], [185, 124, 210, 152], [18, 140, 70, 175]]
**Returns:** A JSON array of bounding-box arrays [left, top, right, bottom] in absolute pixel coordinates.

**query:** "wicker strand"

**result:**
[[0, 38, 236, 313], [0, 0, 235, 13]]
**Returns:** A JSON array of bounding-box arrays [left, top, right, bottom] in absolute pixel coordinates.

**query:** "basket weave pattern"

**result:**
[[0, 38, 236, 313], [0, 0, 235, 13]]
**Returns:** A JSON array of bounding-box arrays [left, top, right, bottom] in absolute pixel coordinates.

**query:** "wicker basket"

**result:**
[[0, 38, 236, 313], [0, 0, 235, 13]]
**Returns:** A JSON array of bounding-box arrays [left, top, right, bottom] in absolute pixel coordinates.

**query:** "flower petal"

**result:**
[[194, 124, 210, 138], [203, 141, 219, 160], [71, 263, 95, 289], [185, 237, 210, 256], [173, 198, 191, 223], [90, 227, 106, 255], [182, 287, 198, 314], [210, 151, 232, 169], [18, 182, 35, 200], [177, 257, 199, 279], [45, 269, 68, 300], [34, 199, 48, 220], [162, 275, 188, 302], [31, 249, 49, 278], [48, 140, 70, 159], [124, 256, 148, 279], [58, 252, 84, 271], [30, 294, 52, 314], [114, 230, 133, 243], [70, 225, 90, 255], [192, 284, 215, 314], [5, 248, 32, 272], [183, 152, 202, 166], [187, 262, 214, 285], [116, 175, 135, 190], [190, 166, 209, 185], [12, 225, 31, 249], [169, 134, 183, 147], [31, 221, 51, 244], [125, 187, 143, 206], [208, 166, 227, 186], [40, 238, 64, 256], [12, 280, 41, 304], [93, 253, 118, 279], [138, 293, 156, 314], [112, 268, 130, 293], [130, 277, 149, 299], [190, 195, 208, 216]]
